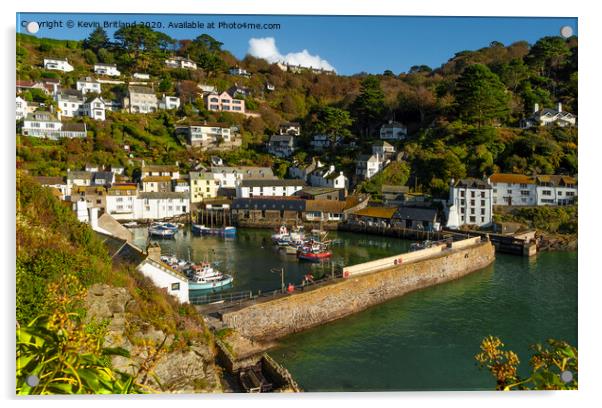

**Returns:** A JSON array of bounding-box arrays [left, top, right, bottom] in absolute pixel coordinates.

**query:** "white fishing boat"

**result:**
[[188, 262, 234, 290]]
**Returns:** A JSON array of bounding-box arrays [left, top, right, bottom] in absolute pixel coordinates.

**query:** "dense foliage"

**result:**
[[16, 30, 578, 198]]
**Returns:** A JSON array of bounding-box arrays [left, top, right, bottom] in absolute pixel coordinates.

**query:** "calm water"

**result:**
[[131, 227, 578, 391]]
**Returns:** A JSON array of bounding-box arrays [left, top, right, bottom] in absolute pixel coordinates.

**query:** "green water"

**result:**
[[131, 227, 577, 391]]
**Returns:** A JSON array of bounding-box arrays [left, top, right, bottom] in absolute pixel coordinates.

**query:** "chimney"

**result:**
[[88, 207, 99, 231], [146, 242, 162, 262], [534, 103, 539, 113], [557, 102, 562, 113]]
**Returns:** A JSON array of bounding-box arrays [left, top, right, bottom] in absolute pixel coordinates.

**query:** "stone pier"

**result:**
[[220, 239, 495, 341]]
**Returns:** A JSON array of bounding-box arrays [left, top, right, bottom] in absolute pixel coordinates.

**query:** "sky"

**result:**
[[16, 13, 577, 75]]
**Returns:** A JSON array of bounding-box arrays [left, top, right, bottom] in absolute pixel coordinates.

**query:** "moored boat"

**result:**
[[149, 225, 177, 238], [188, 262, 234, 290], [192, 224, 237, 237]]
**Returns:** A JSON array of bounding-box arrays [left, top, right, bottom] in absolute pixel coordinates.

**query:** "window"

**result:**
[[542, 190, 552, 196], [470, 208, 475, 215], [470, 200, 475, 206], [558, 191, 563, 196], [520, 183, 528, 188], [521, 190, 530, 196], [481, 192, 485, 198], [507, 190, 512, 195], [480, 217, 485, 223], [481, 200, 485, 206], [470, 216, 476, 223], [566, 192, 575, 197], [471, 191, 475, 198], [171, 282, 180, 291], [481, 208, 485, 215]]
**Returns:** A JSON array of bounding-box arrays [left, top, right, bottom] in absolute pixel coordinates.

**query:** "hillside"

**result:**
[[16, 172, 222, 394], [16, 29, 578, 197]]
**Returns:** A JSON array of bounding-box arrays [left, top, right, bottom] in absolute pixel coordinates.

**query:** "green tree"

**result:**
[[454, 64, 510, 127], [308, 106, 353, 147], [83, 27, 109, 52], [83, 49, 98, 65], [351, 76, 385, 138], [527, 36, 570, 77]]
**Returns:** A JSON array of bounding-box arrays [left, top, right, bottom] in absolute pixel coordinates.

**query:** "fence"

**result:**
[[190, 270, 344, 307]]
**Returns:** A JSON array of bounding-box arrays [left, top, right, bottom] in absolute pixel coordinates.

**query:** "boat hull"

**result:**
[[297, 251, 332, 262], [189, 275, 234, 290], [192, 224, 237, 237]]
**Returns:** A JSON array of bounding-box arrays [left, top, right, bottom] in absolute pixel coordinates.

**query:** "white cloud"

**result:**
[[248, 37, 335, 72]]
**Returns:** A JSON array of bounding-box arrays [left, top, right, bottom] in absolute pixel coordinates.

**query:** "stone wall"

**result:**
[[221, 241, 495, 341]]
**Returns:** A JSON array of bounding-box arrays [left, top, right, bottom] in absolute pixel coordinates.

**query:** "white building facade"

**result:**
[[446, 178, 493, 228], [43, 58, 74, 72], [236, 180, 305, 198], [94, 64, 121, 77]]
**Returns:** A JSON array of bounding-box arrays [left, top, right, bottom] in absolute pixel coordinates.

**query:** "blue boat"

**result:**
[[192, 224, 237, 237], [149, 225, 177, 238]]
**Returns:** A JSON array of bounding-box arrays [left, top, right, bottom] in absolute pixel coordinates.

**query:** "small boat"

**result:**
[[192, 224, 237, 237], [272, 225, 305, 244], [123, 221, 138, 228], [410, 240, 433, 252], [149, 225, 177, 238], [188, 262, 234, 290], [297, 240, 332, 262]]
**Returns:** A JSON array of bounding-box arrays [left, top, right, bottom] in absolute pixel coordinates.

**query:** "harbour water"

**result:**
[[131, 227, 578, 391]]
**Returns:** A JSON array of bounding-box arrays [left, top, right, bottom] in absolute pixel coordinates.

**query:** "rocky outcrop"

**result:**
[[85, 284, 222, 393]]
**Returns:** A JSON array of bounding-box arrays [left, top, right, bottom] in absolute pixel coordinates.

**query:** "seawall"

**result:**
[[221, 239, 495, 341]]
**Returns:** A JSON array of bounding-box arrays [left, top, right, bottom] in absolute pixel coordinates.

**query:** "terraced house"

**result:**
[[488, 173, 577, 206], [124, 85, 158, 114]]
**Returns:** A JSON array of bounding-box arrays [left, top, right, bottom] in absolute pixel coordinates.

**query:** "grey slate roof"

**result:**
[[454, 178, 492, 189], [393, 206, 438, 222], [232, 197, 306, 211]]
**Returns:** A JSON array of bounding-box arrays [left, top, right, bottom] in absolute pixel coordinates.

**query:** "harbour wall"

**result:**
[[221, 239, 495, 341]]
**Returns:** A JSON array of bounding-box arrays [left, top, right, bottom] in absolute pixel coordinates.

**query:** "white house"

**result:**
[[236, 179, 305, 198], [56, 92, 85, 117], [533, 175, 577, 206], [105, 184, 138, 219], [16, 96, 28, 120], [521, 103, 577, 129], [82, 96, 107, 121], [372, 140, 396, 158], [488, 173, 577, 206], [124, 86, 158, 114], [133, 73, 150, 80], [177, 122, 232, 147], [137, 246, 189, 303], [380, 120, 407, 141], [308, 165, 349, 191], [229, 67, 251, 77], [76, 77, 102, 95], [94, 63, 121, 77], [158, 95, 181, 110], [211, 166, 276, 189], [279, 122, 301, 136], [268, 134, 296, 158], [165, 56, 197, 70], [135, 192, 190, 219], [21, 111, 87, 139], [489, 173, 537, 206], [356, 154, 386, 180], [43, 58, 74, 72], [446, 178, 493, 228]]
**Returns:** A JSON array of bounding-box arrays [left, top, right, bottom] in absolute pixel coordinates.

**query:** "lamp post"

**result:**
[[271, 267, 285, 293]]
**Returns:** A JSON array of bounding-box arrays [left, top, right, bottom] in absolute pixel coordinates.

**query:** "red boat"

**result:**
[[297, 250, 332, 262]]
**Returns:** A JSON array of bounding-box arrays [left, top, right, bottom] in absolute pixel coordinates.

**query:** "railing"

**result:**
[[190, 270, 345, 307]]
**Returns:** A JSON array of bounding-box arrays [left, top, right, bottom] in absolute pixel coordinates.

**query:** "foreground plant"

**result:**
[[16, 276, 143, 394], [475, 335, 577, 390]]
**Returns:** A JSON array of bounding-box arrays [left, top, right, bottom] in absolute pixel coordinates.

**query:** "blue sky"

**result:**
[[17, 13, 577, 75]]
